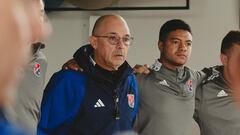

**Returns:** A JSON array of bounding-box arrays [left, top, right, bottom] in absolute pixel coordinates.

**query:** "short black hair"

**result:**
[[159, 19, 192, 42], [221, 30, 240, 54]]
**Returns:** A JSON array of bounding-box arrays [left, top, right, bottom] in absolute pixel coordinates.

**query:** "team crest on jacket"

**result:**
[[186, 79, 193, 91], [127, 94, 134, 108], [34, 62, 41, 77]]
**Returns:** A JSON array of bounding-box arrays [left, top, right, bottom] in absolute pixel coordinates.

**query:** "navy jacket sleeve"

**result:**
[[37, 70, 87, 135], [129, 74, 139, 123]]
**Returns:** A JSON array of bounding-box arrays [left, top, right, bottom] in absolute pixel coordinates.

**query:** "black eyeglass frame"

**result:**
[[94, 35, 134, 46]]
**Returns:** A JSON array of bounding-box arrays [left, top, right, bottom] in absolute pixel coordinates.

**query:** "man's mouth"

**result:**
[[176, 53, 187, 58], [115, 54, 124, 58], [114, 52, 124, 57]]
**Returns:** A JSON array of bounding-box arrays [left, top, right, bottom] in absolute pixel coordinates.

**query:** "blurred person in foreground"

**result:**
[[0, 0, 50, 134], [4, 0, 49, 134]]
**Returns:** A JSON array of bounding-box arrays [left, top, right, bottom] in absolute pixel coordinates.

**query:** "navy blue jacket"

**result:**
[[37, 45, 139, 135]]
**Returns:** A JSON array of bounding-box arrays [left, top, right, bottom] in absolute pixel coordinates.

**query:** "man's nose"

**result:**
[[179, 43, 187, 51], [116, 38, 126, 48]]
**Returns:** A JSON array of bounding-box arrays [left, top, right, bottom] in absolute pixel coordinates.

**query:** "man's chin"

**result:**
[[174, 61, 186, 67], [112, 62, 124, 69]]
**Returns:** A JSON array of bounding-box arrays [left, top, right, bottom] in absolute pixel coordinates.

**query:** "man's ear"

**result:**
[[158, 41, 164, 52], [220, 53, 228, 66], [90, 36, 97, 49]]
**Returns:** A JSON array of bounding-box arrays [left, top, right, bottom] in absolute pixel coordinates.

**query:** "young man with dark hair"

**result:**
[[194, 30, 240, 135], [133, 19, 205, 135]]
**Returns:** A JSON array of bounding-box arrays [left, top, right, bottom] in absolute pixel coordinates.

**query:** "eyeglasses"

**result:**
[[94, 35, 134, 46]]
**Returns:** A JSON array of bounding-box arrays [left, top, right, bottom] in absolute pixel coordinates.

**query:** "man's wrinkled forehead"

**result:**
[[99, 17, 130, 35]]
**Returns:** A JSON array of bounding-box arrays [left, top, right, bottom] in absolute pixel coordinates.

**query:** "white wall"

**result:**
[[44, 0, 239, 82]]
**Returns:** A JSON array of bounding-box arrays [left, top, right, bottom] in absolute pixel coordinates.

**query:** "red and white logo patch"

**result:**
[[127, 94, 135, 108], [33, 62, 41, 77], [186, 79, 193, 91]]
